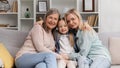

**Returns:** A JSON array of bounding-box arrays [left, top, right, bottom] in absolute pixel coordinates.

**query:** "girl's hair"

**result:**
[[57, 17, 67, 30], [57, 17, 64, 25], [56, 17, 75, 47], [64, 8, 83, 29], [43, 8, 60, 32]]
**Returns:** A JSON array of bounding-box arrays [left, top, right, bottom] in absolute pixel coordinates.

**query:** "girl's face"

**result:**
[[58, 20, 69, 34], [46, 13, 59, 30], [66, 13, 80, 29]]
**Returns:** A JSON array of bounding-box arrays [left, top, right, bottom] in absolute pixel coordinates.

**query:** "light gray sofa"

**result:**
[[0, 29, 120, 68], [0, 29, 28, 58], [99, 32, 120, 68]]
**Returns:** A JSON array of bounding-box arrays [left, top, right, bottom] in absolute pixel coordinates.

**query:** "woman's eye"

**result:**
[[67, 20, 70, 23], [71, 18, 75, 21]]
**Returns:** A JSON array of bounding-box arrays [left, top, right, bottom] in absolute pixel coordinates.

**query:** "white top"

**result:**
[[59, 35, 74, 54]]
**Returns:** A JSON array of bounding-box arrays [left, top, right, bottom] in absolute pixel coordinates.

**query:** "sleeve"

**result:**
[[53, 30, 60, 53], [31, 25, 53, 52], [79, 31, 93, 56]]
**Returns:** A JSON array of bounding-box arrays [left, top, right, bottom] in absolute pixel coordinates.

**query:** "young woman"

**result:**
[[63, 8, 111, 68], [15, 8, 61, 68], [54, 18, 77, 68]]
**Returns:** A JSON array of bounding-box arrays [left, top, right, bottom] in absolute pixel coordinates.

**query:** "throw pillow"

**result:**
[[109, 37, 120, 64], [0, 43, 14, 68]]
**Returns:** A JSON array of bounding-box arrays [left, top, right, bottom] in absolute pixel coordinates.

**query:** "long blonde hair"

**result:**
[[64, 8, 93, 31], [69, 33, 75, 47], [64, 9, 83, 29]]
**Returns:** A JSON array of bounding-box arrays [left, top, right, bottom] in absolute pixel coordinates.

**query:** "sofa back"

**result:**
[[98, 32, 120, 48], [98, 32, 120, 65], [0, 29, 28, 58]]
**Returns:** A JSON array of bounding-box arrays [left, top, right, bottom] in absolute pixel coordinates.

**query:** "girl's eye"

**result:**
[[58, 25, 62, 28], [48, 16, 52, 19], [64, 25, 67, 27]]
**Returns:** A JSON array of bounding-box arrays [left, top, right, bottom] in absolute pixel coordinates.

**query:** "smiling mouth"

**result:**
[[62, 29, 67, 32], [62, 30, 66, 32], [49, 22, 55, 25], [70, 25, 74, 27]]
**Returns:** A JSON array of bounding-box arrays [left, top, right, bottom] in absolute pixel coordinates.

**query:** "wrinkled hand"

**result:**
[[34, 20, 43, 25]]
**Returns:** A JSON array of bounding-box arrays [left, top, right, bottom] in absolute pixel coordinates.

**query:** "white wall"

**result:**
[[99, 0, 120, 33]]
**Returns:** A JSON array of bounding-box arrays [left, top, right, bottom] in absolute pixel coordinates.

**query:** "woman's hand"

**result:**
[[35, 20, 43, 25], [82, 21, 92, 31]]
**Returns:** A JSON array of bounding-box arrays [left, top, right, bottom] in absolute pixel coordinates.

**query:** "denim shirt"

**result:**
[[68, 29, 111, 62]]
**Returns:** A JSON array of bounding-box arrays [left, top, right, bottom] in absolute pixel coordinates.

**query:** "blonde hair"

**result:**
[[64, 8, 84, 30], [64, 8, 93, 31], [43, 8, 60, 32], [69, 33, 75, 47]]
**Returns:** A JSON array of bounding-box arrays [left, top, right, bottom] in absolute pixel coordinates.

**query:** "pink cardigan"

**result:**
[[15, 24, 55, 59]]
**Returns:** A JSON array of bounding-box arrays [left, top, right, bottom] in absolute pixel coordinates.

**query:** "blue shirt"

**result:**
[[68, 29, 111, 62]]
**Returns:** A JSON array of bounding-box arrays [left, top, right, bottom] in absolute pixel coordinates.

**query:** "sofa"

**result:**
[[0, 28, 120, 68], [98, 32, 120, 68], [0, 29, 28, 68]]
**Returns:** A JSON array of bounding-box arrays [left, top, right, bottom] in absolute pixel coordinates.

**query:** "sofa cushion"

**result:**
[[0, 43, 14, 68], [0, 29, 28, 58], [109, 37, 120, 64]]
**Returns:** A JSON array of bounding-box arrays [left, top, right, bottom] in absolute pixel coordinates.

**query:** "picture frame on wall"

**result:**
[[38, 1, 47, 12], [83, 0, 95, 12]]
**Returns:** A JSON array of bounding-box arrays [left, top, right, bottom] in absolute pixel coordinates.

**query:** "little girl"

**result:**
[[54, 18, 77, 68]]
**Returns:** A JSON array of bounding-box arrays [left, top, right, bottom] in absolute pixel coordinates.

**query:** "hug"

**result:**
[[15, 8, 111, 68]]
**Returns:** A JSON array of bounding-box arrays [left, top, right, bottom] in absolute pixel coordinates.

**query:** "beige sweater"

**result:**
[[15, 24, 55, 60]]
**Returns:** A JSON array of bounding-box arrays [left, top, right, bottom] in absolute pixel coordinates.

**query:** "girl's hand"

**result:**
[[51, 47, 55, 52], [56, 54, 64, 60], [60, 53, 69, 60]]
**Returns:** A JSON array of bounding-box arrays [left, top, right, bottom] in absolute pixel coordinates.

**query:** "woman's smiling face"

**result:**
[[66, 13, 80, 29], [45, 13, 59, 30]]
